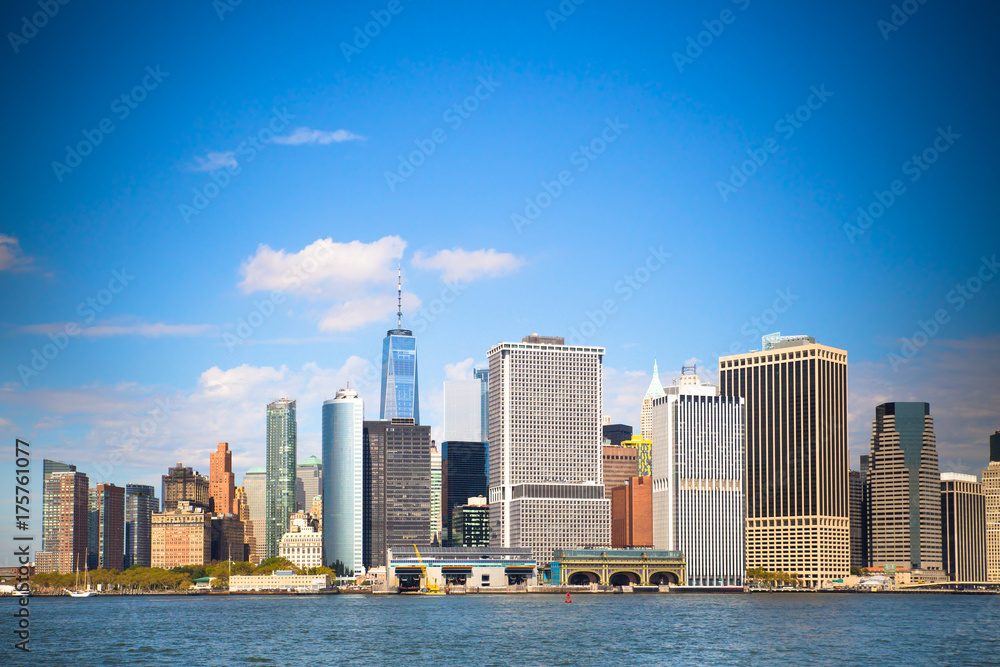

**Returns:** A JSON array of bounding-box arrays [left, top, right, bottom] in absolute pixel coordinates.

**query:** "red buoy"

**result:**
[[565, 592, 572, 603]]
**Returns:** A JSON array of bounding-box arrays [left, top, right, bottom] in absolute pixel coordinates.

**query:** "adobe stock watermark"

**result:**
[[512, 117, 628, 233], [727, 289, 799, 355], [673, 0, 751, 73], [717, 84, 832, 202], [223, 241, 336, 350], [411, 279, 468, 333], [877, 0, 930, 41], [51, 66, 169, 182], [178, 106, 294, 224], [340, 0, 410, 63], [15, 269, 134, 386], [94, 398, 179, 480], [7, 0, 71, 54], [545, 0, 587, 30], [842, 126, 959, 243], [886, 254, 998, 371], [567, 246, 670, 345], [213, 0, 246, 21], [385, 75, 501, 192]]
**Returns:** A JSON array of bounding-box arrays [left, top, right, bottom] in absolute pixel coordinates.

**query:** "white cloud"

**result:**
[[239, 236, 406, 297], [412, 248, 525, 282], [273, 127, 365, 145], [445, 357, 476, 381], [20, 320, 215, 338], [189, 151, 238, 172], [0, 235, 34, 273], [318, 293, 421, 333]]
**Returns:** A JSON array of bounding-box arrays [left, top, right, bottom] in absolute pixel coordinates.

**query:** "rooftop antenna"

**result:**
[[396, 262, 402, 329]]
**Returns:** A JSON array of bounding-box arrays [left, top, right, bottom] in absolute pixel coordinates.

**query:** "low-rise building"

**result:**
[[279, 526, 323, 570], [229, 570, 330, 592], [550, 548, 686, 587], [451, 497, 489, 548], [387, 546, 537, 590]]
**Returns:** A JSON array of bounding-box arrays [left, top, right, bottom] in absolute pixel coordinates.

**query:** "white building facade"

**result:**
[[279, 526, 323, 570], [487, 334, 609, 563], [651, 374, 746, 588], [322, 389, 365, 575]]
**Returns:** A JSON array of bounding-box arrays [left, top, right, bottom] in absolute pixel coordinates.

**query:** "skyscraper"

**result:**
[[363, 419, 432, 569], [242, 468, 267, 563], [444, 379, 484, 442], [488, 334, 610, 563], [719, 334, 849, 588], [612, 477, 653, 548], [323, 388, 365, 575], [161, 463, 210, 512], [602, 446, 638, 499], [984, 431, 1000, 582], [474, 366, 490, 477], [296, 455, 323, 513], [266, 398, 297, 560], [941, 473, 986, 582], [868, 402, 943, 576], [36, 471, 89, 573], [651, 372, 745, 588], [431, 443, 442, 540], [125, 484, 158, 568], [41, 459, 75, 553], [442, 440, 487, 545], [234, 485, 256, 562], [849, 470, 863, 569], [380, 268, 420, 423], [602, 423, 633, 448], [92, 483, 125, 570], [640, 360, 666, 440], [860, 454, 872, 568], [210, 442, 235, 515]]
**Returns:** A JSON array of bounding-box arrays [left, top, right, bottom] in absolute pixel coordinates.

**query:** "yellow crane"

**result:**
[[413, 545, 445, 595]]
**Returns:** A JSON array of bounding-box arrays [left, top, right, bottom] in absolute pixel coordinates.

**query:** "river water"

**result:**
[[10, 592, 1000, 665]]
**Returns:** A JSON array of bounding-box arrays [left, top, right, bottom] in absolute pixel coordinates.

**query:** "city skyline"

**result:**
[[2, 1, 998, 563]]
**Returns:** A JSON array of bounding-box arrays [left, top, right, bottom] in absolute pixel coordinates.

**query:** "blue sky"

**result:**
[[1, 1, 998, 557]]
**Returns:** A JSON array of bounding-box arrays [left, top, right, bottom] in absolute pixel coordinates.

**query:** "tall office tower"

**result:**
[[719, 334, 849, 588], [651, 372, 745, 588], [36, 471, 89, 573], [860, 454, 872, 567], [91, 484, 125, 570], [87, 488, 100, 569], [868, 402, 943, 576], [265, 397, 297, 560], [849, 470, 863, 569], [242, 468, 267, 563], [323, 388, 365, 575], [444, 378, 485, 443], [151, 501, 212, 568], [161, 463, 210, 512], [210, 442, 235, 515], [612, 477, 653, 548], [474, 366, 490, 477], [430, 443, 442, 540], [442, 441, 487, 545], [603, 423, 633, 448], [296, 455, 322, 513], [234, 486, 256, 562], [125, 484, 158, 568], [380, 268, 420, 423], [640, 360, 666, 440], [941, 473, 987, 582], [602, 446, 639, 499], [488, 334, 610, 563], [211, 514, 246, 562], [363, 419, 432, 569], [41, 459, 76, 552], [984, 431, 1000, 582]]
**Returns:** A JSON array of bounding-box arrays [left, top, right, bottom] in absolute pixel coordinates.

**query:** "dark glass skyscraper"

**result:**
[[125, 484, 158, 568], [363, 419, 431, 569], [380, 269, 419, 423], [442, 441, 488, 545]]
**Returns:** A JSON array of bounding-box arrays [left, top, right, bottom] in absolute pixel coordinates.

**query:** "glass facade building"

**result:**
[[380, 329, 420, 423], [442, 441, 488, 545], [242, 468, 267, 563], [125, 484, 158, 568], [266, 398, 297, 560], [322, 389, 365, 576]]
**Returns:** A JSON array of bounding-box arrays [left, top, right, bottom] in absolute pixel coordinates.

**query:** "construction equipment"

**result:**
[[413, 545, 445, 595]]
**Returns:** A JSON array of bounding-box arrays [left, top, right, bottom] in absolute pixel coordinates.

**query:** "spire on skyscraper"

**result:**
[[644, 359, 666, 400], [397, 263, 402, 329]]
